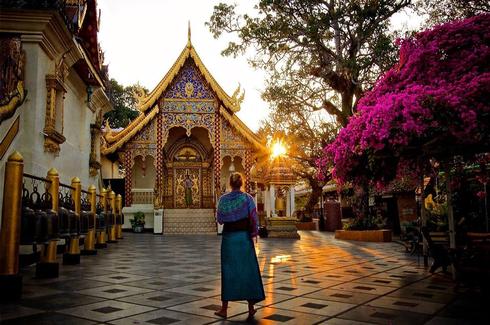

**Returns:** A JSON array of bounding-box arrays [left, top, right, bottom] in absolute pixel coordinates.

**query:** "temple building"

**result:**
[[101, 31, 267, 234], [0, 0, 111, 222]]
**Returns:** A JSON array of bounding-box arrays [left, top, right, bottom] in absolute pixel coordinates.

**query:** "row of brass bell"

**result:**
[[20, 185, 58, 245], [58, 191, 79, 238]]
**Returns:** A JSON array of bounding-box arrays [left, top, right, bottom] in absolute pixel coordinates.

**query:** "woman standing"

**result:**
[[215, 172, 265, 319]]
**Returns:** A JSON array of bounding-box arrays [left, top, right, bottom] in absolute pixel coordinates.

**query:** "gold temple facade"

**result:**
[[101, 34, 265, 232]]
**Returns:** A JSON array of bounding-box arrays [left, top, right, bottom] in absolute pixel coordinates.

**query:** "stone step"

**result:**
[[163, 209, 216, 234]]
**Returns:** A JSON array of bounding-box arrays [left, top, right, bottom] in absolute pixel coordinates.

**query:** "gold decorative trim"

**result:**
[[219, 106, 265, 151], [101, 105, 159, 154], [164, 98, 215, 103], [1, 35, 26, 124], [43, 56, 68, 155], [104, 112, 146, 144], [0, 81, 26, 124], [89, 159, 102, 177], [136, 40, 242, 113], [101, 37, 266, 156], [0, 116, 20, 160], [43, 126, 66, 154]]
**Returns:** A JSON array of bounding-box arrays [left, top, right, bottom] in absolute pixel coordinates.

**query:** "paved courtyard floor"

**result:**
[[0, 231, 487, 324]]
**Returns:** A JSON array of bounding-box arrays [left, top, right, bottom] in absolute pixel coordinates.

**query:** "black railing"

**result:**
[[20, 173, 56, 245]]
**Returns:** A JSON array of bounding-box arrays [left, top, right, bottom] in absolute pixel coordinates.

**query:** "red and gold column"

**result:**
[[156, 112, 164, 204], [213, 113, 221, 203], [124, 151, 133, 206], [244, 149, 252, 193]]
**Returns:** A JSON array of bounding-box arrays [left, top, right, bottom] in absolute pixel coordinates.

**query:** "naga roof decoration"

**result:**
[[102, 105, 159, 154], [101, 33, 264, 155]]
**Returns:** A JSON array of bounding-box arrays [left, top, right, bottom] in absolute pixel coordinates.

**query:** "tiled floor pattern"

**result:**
[[0, 231, 487, 324]]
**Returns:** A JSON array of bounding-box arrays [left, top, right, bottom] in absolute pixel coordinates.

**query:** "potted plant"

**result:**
[[130, 212, 145, 233], [295, 210, 316, 230]]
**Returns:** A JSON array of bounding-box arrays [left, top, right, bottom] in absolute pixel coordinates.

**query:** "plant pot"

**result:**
[[335, 229, 392, 242], [296, 222, 316, 230], [133, 226, 144, 233]]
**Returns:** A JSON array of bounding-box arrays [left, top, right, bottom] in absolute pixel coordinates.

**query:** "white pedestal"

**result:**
[[266, 217, 300, 239], [154, 209, 163, 234], [217, 223, 223, 235]]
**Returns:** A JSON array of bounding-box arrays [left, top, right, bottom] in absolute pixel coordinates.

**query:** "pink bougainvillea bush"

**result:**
[[319, 14, 490, 187]]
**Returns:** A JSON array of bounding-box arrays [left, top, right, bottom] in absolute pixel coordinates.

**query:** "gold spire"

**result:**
[[187, 21, 192, 47]]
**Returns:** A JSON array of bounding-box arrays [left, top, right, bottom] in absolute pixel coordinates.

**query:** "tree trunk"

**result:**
[[421, 175, 429, 266], [357, 181, 369, 219], [305, 179, 323, 216]]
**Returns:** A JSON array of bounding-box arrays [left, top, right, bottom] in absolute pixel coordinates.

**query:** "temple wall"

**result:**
[[132, 156, 156, 189], [0, 37, 109, 224], [100, 156, 124, 179], [13, 46, 97, 186]]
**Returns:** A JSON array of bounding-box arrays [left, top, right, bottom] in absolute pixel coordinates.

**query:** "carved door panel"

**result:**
[[174, 168, 200, 208]]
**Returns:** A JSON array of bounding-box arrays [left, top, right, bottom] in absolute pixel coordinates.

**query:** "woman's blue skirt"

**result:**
[[221, 231, 265, 302]]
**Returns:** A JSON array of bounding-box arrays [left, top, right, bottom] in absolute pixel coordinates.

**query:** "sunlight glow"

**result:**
[[270, 141, 287, 159], [271, 255, 291, 264]]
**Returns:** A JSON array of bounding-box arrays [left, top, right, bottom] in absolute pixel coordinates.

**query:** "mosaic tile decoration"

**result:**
[[164, 60, 215, 100]]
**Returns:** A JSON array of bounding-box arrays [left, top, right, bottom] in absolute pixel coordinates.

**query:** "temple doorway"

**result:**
[[162, 127, 214, 209]]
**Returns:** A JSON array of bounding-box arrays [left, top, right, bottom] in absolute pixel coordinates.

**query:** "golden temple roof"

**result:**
[[102, 105, 159, 154], [136, 34, 243, 114], [101, 35, 265, 155]]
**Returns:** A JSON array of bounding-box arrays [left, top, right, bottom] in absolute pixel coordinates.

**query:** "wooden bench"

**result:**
[[430, 231, 450, 247], [454, 232, 490, 288], [421, 228, 451, 273]]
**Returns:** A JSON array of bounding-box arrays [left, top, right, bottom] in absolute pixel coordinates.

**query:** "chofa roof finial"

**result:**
[[187, 20, 191, 47]]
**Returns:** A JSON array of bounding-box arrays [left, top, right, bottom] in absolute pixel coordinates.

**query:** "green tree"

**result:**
[[417, 0, 490, 26], [207, 0, 411, 126], [104, 79, 147, 128], [258, 106, 339, 215]]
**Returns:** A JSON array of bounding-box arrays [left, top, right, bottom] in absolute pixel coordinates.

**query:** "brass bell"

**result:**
[[275, 196, 286, 216]]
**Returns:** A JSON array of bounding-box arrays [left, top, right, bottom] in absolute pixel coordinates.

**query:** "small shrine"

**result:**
[[250, 142, 300, 239]]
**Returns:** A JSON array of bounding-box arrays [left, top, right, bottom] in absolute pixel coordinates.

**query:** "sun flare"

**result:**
[[271, 141, 287, 158]]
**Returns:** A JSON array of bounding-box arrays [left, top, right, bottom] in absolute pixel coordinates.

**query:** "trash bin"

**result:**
[[325, 201, 342, 231]]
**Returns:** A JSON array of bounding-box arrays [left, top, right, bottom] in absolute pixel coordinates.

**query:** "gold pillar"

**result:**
[[107, 190, 117, 243], [0, 152, 24, 275], [72, 177, 81, 216], [63, 177, 81, 264], [36, 168, 60, 277], [101, 188, 107, 212], [116, 194, 123, 239], [96, 188, 107, 247], [82, 185, 97, 255], [41, 168, 59, 264]]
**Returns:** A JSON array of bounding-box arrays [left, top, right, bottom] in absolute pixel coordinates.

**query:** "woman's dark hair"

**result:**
[[229, 172, 244, 190]]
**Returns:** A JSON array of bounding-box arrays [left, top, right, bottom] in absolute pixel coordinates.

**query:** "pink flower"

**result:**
[[476, 191, 487, 200], [319, 14, 490, 187]]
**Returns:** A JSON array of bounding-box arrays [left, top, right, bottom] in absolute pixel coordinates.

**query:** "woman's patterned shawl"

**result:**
[[216, 190, 258, 237]]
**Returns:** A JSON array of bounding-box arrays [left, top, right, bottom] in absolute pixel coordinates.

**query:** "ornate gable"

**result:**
[[163, 60, 215, 100], [221, 118, 249, 149], [101, 37, 265, 155]]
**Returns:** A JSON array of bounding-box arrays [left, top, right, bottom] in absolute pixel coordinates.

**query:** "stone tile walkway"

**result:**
[[0, 232, 487, 324]]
